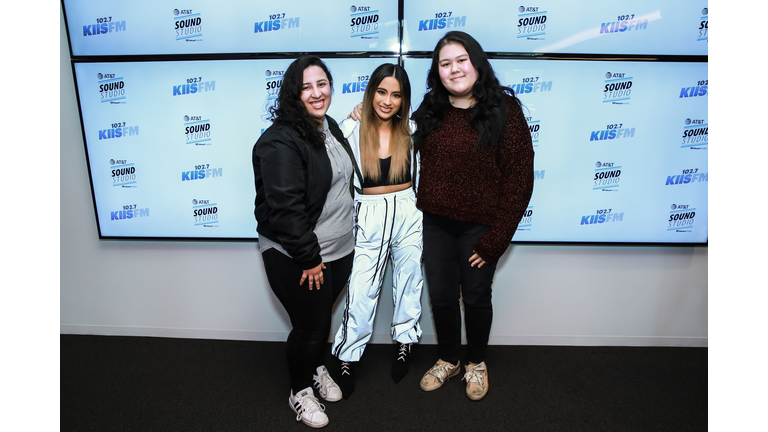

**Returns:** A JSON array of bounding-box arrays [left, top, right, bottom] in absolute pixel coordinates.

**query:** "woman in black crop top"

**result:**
[[330, 63, 425, 398]]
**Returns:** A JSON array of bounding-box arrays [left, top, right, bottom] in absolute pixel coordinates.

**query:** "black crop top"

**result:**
[[362, 156, 412, 188]]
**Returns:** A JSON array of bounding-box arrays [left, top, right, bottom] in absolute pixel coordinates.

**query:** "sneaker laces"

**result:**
[[463, 364, 486, 388], [396, 343, 410, 362], [427, 362, 456, 383], [313, 372, 332, 392], [341, 361, 351, 376], [294, 392, 325, 422]]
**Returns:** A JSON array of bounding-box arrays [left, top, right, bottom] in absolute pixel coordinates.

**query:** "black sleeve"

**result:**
[[254, 132, 322, 269]]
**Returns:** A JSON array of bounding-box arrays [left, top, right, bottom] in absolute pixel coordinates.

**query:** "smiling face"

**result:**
[[372, 76, 402, 122], [437, 42, 478, 99], [300, 65, 332, 121]]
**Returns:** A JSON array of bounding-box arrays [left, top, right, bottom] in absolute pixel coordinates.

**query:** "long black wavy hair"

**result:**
[[268, 55, 333, 148], [412, 31, 521, 152]]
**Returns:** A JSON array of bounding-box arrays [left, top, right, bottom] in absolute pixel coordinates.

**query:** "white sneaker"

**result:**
[[313, 365, 343, 402], [289, 387, 329, 428]]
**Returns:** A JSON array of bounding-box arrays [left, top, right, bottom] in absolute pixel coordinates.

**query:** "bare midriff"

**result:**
[[363, 182, 412, 195]]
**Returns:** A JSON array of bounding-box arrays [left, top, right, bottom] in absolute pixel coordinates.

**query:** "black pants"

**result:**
[[261, 249, 353, 393], [422, 212, 499, 365]]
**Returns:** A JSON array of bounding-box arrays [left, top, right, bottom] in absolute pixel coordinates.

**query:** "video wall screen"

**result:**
[[402, 0, 708, 55], [64, 0, 707, 243], [64, 0, 401, 56], [74, 57, 397, 238]]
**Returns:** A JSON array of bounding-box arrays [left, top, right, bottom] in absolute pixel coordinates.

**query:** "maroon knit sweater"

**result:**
[[416, 95, 535, 262]]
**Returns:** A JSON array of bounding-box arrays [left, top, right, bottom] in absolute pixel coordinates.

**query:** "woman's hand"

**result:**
[[347, 103, 363, 121], [300, 263, 326, 290], [469, 252, 486, 268]]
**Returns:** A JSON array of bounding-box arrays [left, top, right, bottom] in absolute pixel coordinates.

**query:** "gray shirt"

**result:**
[[259, 118, 355, 263]]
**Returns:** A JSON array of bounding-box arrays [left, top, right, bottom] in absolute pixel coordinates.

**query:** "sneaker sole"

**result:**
[[420, 364, 461, 391], [317, 391, 342, 403]]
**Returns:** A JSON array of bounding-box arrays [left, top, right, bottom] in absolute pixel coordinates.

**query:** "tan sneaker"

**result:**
[[420, 359, 461, 391], [463, 361, 489, 401]]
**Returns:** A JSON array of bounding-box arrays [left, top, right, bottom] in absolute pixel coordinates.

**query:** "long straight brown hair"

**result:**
[[359, 63, 412, 184]]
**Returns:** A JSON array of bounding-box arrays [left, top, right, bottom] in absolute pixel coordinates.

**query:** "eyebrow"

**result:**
[[440, 54, 469, 63], [302, 79, 329, 86]]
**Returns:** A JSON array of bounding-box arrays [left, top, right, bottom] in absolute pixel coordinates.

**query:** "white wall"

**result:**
[[60, 10, 707, 348]]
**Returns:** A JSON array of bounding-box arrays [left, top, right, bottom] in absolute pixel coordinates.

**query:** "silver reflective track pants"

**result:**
[[332, 188, 424, 362]]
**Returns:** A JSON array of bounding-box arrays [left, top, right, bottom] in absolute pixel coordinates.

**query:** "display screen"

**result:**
[[64, 0, 707, 243], [403, 0, 708, 55], [64, 0, 400, 56]]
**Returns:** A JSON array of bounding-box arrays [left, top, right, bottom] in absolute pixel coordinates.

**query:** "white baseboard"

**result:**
[[60, 325, 707, 347]]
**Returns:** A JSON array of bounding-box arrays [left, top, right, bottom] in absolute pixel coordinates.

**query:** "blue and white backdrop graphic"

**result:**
[[66, 0, 707, 242]]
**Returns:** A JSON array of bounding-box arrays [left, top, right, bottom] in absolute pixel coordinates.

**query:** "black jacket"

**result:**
[[252, 116, 361, 269]]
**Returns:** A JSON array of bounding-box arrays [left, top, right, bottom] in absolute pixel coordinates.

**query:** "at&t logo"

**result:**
[[603, 72, 632, 104], [517, 6, 547, 40], [184, 115, 212, 145], [350, 5, 380, 39], [110, 159, 137, 188], [667, 204, 696, 232], [98, 73, 126, 104], [593, 161, 621, 191], [193, 199, 219, 227], [174, 9, 203, 41], [681, 118, 708, 148]]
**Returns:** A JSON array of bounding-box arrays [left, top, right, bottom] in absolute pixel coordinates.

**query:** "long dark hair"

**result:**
[[412, 31, 520, 151], [359, 63, 412, 183], [268, 55, 333, 148]]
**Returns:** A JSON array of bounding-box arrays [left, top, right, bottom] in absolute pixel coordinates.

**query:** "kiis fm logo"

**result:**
[[254, 13, 300, 33], [667, 204, 695, 232], [99, 122, 139, 141], [593, 161, 621, 191], [98, 73, 126, 104], [681, 118, 707, 149], [517, 206, 534, 231], [173, 76, 215, 96], [182, 164, 222, 182], [418, 11, 466, 32], [111, 204, 149, 221], [679, 79, 707, 99], [603, 72, 632, 104], [698, 8, 708, 42], [83, 16, 126, 37], [600, 14, 648, 34], [350, 5, 380, 39], [343, 74, 369, 94], [525, 116, 540, 147], [110, 159, 137, 188], [517, 6, 547, 40], [174, 9, 202, 41], [184, 115, 211, 146], [590, 123, 635, 142], [265, 70, 284, 101], [509, 76, 553, 95], [580, 208, 624, 225], [665, 168, 707, 186], [192, 199, 219, 227]]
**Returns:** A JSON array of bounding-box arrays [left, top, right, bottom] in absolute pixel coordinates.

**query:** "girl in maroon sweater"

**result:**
[[413, 31, 534, 401]]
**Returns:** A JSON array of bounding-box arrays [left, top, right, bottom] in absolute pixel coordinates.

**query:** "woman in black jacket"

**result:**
[[252, 55, 361, 429]]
